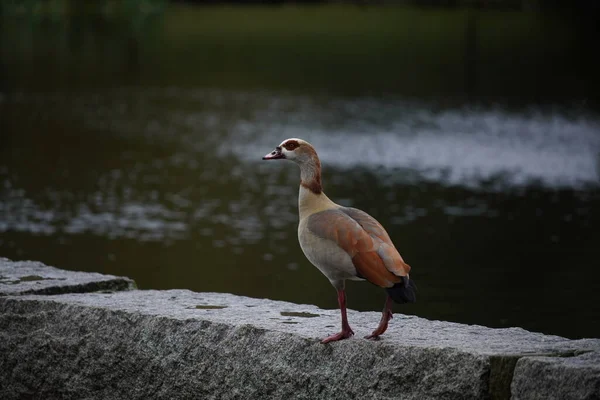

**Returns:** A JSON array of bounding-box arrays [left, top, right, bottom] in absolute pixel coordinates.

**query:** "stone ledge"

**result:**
[[511, 351, 600, 400], [0, 257, 135, 296], [0, 259, 599, 399]]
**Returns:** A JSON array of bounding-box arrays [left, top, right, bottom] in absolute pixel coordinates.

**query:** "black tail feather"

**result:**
[[386, 278, 417, 304]]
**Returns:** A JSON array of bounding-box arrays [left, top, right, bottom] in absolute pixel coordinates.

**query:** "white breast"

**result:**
[[298, 217, 360, 289]]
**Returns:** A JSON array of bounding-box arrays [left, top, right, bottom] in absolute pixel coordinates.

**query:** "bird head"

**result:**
[[262, 138, 315, 164]]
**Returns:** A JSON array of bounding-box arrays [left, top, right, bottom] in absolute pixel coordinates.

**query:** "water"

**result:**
[[1, 5, 600, 339]]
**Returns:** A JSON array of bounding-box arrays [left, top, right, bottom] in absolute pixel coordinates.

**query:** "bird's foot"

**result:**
[[365, 310, 393, 340], [321, 328, 354, 344]]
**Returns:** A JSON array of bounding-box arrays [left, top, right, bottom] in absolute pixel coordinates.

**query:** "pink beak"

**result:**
[[262, 147, 285, 160]]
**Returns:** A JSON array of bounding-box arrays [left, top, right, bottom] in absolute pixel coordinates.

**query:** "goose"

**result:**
[[262, 138, 416, 343]]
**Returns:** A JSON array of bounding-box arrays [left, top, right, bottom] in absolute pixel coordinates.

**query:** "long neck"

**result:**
[[297, 155, 337, 219], [299, 155, 322, 195]]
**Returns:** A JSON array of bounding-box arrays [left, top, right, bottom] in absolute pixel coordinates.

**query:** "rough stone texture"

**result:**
[[511, 351, 600, 400], [1, 289, 600, 400], [0, 257, 135, 295]]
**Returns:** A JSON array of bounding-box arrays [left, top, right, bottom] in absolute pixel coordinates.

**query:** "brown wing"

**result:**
[[341, 207, 411, 276], [306, 208, 410, 288], [340, 207, 394, 245]]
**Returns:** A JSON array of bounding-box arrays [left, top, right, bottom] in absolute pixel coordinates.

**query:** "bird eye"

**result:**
[[284, 141, 299, 151]]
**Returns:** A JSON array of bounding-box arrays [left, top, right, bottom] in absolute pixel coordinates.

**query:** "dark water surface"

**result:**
[[1, 6, 600, 339]]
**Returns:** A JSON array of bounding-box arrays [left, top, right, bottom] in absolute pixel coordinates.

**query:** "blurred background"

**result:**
[[1, 0, 599, 339]]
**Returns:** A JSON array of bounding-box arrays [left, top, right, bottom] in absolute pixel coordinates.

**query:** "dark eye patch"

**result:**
[[284, 140, 299, 151]]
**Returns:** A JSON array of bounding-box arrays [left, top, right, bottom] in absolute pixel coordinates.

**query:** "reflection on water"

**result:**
[[1, 88, 599, 339], [221, 94, 600, 189], [3, 89, 598, 239]]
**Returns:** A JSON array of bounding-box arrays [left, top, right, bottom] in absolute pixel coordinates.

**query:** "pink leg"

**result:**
[[365, 295, 393, 340], [321, 289, 354, 344]]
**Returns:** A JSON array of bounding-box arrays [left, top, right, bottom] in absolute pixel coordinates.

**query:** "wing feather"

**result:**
[[341, 207, 411, 276], [306, 207, 411, 288]]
